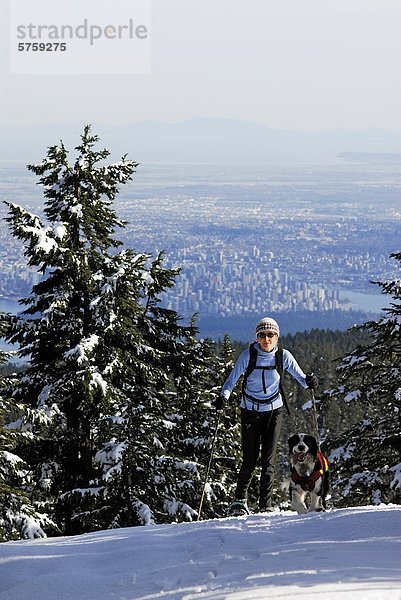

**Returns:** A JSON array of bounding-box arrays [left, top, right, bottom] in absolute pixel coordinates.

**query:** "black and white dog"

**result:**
[[288, 433, 330, 514]]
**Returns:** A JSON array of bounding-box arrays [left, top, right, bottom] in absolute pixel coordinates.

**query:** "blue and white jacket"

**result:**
[[221, 343, 309, 412]]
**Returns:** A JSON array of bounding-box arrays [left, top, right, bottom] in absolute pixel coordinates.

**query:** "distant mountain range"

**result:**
[[337, 151, 401, 163], [1, 117, 400, 163]]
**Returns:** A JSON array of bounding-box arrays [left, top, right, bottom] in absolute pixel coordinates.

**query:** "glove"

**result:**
[[305, 373, 319, 390], [213, 396, 225, 410]]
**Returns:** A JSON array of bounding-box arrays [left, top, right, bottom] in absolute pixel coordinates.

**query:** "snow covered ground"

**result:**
[[1, 505, 400, 600]]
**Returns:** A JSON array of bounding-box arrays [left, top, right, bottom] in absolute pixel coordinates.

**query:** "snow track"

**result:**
[[1, 505, 400, 600]]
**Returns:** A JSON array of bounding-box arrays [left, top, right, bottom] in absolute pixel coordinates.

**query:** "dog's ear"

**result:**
[[288, 434, 297, 451]]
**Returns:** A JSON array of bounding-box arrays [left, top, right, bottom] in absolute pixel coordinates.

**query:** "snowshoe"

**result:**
[[227, 499, 250, 516]]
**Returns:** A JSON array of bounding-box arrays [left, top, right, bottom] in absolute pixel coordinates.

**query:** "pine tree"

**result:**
[[95, 280, 217, 526], [153, 322, 222, 522], [0, 317, 54, 540], [188, 333, 243, 517], [210, 334, 242, 511], [1, 126, 208, 535], [326, 252, 401, 507]]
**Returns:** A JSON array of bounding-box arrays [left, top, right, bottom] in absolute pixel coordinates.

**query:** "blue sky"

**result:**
[[1, 0, 401, 131]]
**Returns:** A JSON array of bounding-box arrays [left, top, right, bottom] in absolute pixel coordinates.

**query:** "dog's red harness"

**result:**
[[291, 451, 329, 492]]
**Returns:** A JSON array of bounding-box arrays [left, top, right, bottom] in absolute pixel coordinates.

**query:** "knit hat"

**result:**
[[255, 317, 280, 337]]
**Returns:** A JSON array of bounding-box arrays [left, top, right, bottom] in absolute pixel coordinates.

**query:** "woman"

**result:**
[[217, 316, 318, 515]]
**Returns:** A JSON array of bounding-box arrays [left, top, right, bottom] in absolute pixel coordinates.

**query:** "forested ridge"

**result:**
[[1, 128, 399, 541]]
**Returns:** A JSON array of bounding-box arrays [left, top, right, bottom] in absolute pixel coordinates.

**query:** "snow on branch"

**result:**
[[90, 370, 108, 395], [390, 463, 401, 490], [64, 334, 99, 364], [0, 451, 28, 482], [163, 499, 197, 521], [6, 508, 51, 540], [329, 442, 357, 462], [95, 440, 126, 481], [6, 203, 60, 255], [337, 354, 368, 371], [133, 500, 154, 525], [344, 389, 361, 402], [157, 456, 199, 476], [342, 471, 383, 498]]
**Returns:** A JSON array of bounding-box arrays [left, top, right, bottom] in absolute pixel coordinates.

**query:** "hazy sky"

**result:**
[[1, 0, 401, 131]]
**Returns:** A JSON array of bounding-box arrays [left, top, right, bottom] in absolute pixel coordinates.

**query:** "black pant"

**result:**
[[235, 407, 283, 510]]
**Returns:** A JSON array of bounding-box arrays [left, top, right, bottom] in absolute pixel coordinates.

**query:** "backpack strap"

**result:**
[[242, 344, 290, 415], [276, 346, 290, 415], [242, 343, 258, 393]]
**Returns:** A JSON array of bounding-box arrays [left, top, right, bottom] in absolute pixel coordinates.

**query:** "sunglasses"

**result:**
[[257, 331, 277, 339]]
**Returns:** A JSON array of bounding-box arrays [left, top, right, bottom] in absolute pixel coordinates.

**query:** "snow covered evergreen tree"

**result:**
[[209, 334, 242, 512], [189, 333, 243, 518], [0, 318, 54, 540], [1, 126, 220, 536], [95, 293, 220, 526], [326, 252, 401, 507]]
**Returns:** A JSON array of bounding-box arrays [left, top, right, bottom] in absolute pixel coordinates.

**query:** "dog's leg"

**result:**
[[308, 493, 321, 512], [321, 472, 330, 511], [291, 489, 308, 514]]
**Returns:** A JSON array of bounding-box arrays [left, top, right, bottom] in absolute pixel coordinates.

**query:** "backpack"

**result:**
[[242, 344, 290, 414]]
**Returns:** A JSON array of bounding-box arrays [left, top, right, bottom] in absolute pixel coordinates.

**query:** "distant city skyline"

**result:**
[[1, 0, 401, 134], [1, 160, 398, 312]]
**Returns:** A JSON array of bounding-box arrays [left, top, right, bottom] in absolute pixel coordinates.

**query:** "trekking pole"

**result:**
[[197, 412, 220, 521], [310, 388, 321, 450]]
